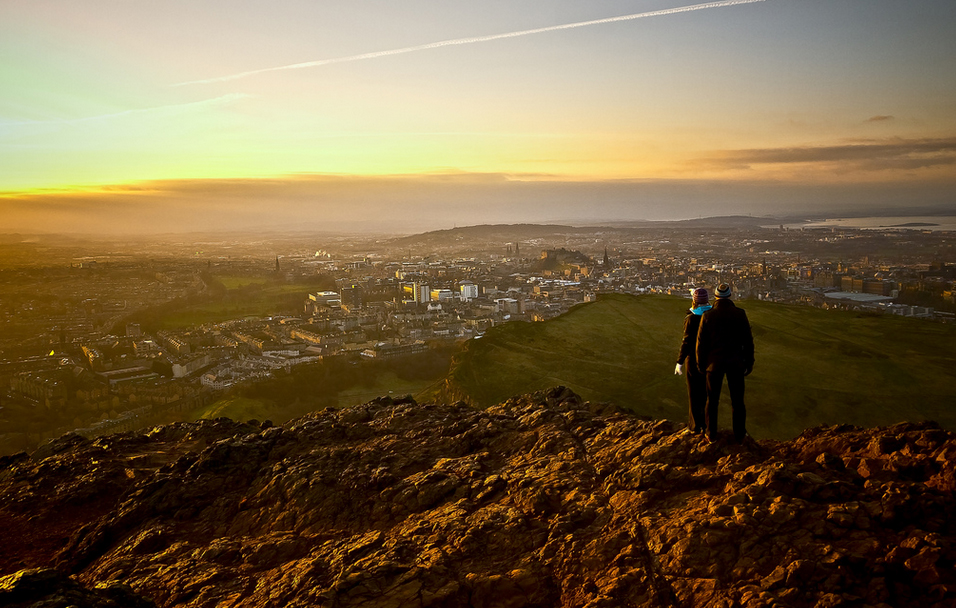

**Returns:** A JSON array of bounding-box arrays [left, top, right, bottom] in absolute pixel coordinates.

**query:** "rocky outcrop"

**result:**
[[0, 387, 954, 608], [0, 568, 156, 608]]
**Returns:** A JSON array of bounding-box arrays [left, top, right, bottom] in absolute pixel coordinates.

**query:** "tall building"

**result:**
[[414, 282, 430, 303], [341, 284, 363, 309], [460, 281, 479, 301], [403, 282, 430, 303]]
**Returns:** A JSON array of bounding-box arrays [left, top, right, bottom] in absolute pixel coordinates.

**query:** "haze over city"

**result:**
[[4, 3, 956, 602], [2, 0, 955, 234]]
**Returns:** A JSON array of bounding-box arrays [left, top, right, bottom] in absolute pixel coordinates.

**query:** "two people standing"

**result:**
[[675, 284, 754, 442]]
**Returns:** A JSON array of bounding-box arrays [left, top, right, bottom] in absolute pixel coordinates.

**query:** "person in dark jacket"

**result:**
[[675, 288, 711, 433], [695, 283, 754, 442]]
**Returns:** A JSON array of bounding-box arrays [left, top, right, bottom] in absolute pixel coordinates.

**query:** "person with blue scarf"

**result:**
[[675, 288, 711, 434]]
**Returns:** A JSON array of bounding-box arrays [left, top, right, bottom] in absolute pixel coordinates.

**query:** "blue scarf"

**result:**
[[690, 304, 712, 316]]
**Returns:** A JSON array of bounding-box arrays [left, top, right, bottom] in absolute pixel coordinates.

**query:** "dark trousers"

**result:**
[[686, 367, 707, 433], [704, 367, 747, 441]]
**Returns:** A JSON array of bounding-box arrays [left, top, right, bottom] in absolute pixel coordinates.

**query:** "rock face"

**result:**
[[1, 387, 954, 608], [0, 568, 156, 608]]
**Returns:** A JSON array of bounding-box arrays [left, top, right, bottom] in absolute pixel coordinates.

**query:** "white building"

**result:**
[[171, 353, 212, 378], [460, 281, 479, 301], [309, 291, 341, 307], [431, 288, 456, 301]]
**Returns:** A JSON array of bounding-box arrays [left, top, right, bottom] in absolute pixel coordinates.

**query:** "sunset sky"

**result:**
[[2, 0, 955, 233]]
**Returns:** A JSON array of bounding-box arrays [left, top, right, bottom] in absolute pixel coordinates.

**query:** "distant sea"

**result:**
[[774, 216, 956, 232]]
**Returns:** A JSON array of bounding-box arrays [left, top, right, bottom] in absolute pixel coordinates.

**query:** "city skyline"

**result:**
[[2, 0, 955, 233]]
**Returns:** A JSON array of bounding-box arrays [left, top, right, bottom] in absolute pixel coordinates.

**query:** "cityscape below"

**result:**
[[1, 216, 954, 455]]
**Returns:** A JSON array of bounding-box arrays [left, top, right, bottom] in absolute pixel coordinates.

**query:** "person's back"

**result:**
[[694, 283, 754, 442], [696, 298, 754, 373]]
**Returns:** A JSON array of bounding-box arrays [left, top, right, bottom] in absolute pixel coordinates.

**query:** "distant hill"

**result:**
[[429, 294, 956, 439], [594, 215, 778, 229], [666, 215, 777, 228], [387, 216, 781, 246], [385, 223, 607, 247]]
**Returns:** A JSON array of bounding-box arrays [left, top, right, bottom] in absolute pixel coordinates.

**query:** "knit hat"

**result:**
[[692, 288, 709, 306], [716, 283, 732, 298]]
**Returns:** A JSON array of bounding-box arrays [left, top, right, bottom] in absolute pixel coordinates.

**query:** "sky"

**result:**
[[1, 0, 955, 234]]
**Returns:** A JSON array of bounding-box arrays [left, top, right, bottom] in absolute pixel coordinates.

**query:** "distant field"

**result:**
[[216, 276, 269, 290], [435, 294, 956, 439], [159, 283, 313, 328]]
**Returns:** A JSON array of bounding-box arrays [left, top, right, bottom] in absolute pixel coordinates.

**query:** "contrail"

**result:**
[[175, 0, 765, 86]]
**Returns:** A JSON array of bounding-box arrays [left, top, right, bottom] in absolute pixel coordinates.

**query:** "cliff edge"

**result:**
[[1, 387, 954, 607]]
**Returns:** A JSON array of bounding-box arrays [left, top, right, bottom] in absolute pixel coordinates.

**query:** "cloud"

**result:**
[[699, 137, 956, 172], [3, 171, 955, 236], [175, 0, 765, 86], [866, 115, 894, 122]]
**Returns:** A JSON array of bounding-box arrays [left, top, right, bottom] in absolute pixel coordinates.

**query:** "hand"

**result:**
[[744, 365, 753, 376], [674, 363, 683, 376]]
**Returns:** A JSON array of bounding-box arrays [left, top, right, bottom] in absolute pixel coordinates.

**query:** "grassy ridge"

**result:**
[[186, 347, 456, 424], [187, 396, 282, 423], [437, 294, 956, 439], [189, 374, 441, 424]]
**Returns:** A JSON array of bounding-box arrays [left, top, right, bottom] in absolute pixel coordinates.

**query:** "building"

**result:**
[[496, 298, 521, 315], [460, 281, 479, 301], [840, 276, 894, 296], [360, 341, 428, 359], [291, 328, 324, 345], [171, 353, 212, 378], [309, 291, 341, 307], [341, 284, 363, 309], [430, 288, 455, 302], [10, 371, 68, 409], [156, 331, 191, 355], [201, 372, 235, 390], [862, 279, 895, 296], [403, 282, 430, 303], [133, 339, 161, 357], [823, 292, 894, 307]]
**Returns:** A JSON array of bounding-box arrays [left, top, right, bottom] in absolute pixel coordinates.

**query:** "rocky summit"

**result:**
[[1, 388, 955, 608]]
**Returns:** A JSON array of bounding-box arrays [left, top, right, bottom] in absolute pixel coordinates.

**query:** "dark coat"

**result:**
[[696, 298, 754, 373], [677, 310, 703, 371]]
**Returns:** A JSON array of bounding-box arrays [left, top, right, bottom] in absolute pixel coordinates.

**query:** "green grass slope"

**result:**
[[187, 396, 283, 423], [436, 293, 956, 439], [184, 348, 455, 425]]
